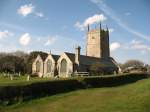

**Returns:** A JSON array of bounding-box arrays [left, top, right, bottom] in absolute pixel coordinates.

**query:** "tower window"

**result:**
[[92, 36, 95, 39]]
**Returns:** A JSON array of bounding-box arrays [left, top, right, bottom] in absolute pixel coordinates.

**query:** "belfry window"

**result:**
[[92, 36, 95, 39]]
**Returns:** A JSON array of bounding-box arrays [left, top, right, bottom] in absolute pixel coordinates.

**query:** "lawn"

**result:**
[[0, 73, 126, 86], [0, 76, 150, 112], [0, 75, 52, 86]]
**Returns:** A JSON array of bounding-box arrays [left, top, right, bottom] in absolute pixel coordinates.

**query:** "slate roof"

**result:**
[[39, 54, 60, 62], [52, 55, 60, 61], [65, 52, 118, 68], [39, 54, 48, 61], [36, 52, 118, 68]]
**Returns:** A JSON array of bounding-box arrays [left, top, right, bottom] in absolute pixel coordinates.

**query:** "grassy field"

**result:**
[[0, 73, 125, 86], [0, 76, 150, 112], [0, 75, 52, 86]]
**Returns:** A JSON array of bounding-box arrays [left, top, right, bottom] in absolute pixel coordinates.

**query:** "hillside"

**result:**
[[1, 77, 150, 112]]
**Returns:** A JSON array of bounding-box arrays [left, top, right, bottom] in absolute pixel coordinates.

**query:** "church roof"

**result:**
[[39, 54, 60, 61], [52, 55, 60, 61], [65, 52, 75, 62], [65, 52, 117, 68], [39, 54, 48, 61]]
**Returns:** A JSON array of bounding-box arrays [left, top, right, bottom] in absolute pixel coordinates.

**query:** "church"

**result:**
[[32, 24, 119, 78]]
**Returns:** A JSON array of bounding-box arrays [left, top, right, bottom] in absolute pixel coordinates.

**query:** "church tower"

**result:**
[[86, 23, 110, 58]]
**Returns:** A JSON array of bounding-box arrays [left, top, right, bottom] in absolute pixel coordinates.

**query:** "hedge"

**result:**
[[0, 73, 149, 105]]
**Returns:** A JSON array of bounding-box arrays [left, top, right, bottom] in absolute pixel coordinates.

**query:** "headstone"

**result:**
[[10, 74, 13, 80], [18, 72, 21, 77], [27, 75, 30, 81]]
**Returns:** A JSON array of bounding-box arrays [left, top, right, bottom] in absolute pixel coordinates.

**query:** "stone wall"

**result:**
[[43, 55, 56, 77], [57, 53, 73, 78], [32, 55, 44, 77]]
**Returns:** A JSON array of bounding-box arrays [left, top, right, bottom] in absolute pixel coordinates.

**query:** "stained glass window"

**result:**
[[60, 59, 67, 73], [36, 61, 41, 72], [47, 59, 52, 73]]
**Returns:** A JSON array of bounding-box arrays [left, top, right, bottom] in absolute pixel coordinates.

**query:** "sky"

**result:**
[[0, 0, 150, 64]]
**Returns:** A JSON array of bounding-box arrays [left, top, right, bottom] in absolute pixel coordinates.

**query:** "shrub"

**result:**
[[121, 60, 145, 70], [0, 73, 148, 105]]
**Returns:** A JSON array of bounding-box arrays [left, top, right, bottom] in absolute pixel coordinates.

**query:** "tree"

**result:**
[[0, 51, 48, 75], [12, 51, 28, 59], [0, 51, 29, 74], [0, 55, 26, 74], [0, 52, 8, 59], [121, 60, 145, 71], [146, 65, 150, 73]]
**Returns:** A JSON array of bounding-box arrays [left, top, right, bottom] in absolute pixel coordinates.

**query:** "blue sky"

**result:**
[[0, 0, 150, 64]]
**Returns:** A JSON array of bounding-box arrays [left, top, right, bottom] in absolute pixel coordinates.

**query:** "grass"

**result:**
[[0, 73, 126, 86], [0, 76, 150, 112], [0, 75, 52, 86], [0, 73, 141, 86]]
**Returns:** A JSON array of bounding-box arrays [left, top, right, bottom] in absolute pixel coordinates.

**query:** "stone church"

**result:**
[[32, 24, 119, 78]]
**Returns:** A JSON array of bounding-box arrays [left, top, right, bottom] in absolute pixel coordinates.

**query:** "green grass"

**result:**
[[0, 75, 52, 86], [0, 73, 126, 86], [0, 73, 140, 86], [0, 77, 150, 112]]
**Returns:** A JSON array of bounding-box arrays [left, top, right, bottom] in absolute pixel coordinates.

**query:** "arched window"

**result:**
[[47, 59, 52, 73], [60, 59, 67, 73], [36, 61, 41, 72]]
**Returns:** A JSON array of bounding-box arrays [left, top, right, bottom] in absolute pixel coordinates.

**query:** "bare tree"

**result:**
[[122, 60, 145, 70]]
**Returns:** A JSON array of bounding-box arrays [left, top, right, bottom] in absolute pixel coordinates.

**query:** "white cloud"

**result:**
[[44, 36, 57, 46], [35, 12, 44, 17], [17, 4, 46, 19], [75, 14, 107, 31], [0, 30, 14, 39], [131, 39, 141, 45], [110, 42, 121, 52], [37, 37, 41, 41], [130, 39, 150, 51], [75, 22, 85, 31], [19, 33, 31, 46], [132, 44, 148, 50], [18, 4, 34, 16], [121, 39, 150, 54], [0, 44, 18, 52], [84, 14, 107, 26]]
